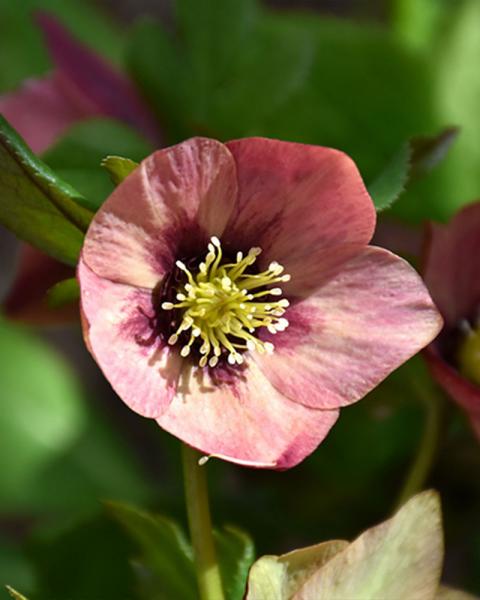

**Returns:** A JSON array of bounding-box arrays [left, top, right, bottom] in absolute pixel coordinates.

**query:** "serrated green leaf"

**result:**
[[107, 502, 197, 600], [108, 502, 255, 600], [215, 526, 255, 600], [368, 143, 411, 212], [102, 156, 139, 186], [392, 0, 480, 222], [262, 15, 436, 173], [0, 116, 92, 265], [46, 277, 79, 308], [5, 586, 29, 600], [368, 128, 458, 212]]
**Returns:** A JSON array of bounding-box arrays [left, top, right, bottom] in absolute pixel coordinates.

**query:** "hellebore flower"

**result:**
[[78, 137, 442, 469], [0, 13, 160, 153], [246, 491, 472, 600], [424, 202, 480, 439], [0, 13, 161, 324]]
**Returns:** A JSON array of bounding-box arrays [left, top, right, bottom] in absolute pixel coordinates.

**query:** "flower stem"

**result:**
[[182, 443, 225, 600], [394, 382, 443, 509]]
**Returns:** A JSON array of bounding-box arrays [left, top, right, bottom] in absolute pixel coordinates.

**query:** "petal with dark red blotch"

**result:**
[[156, 361, 339, 470], [82, 138, 237, 288], [424, 202, 480, 326], [78, 259, 181, 418], [255, 246, 442, 410], [224, 137, 376, 297], [0, 75, 85, 153], [425, 345, 480, 441]]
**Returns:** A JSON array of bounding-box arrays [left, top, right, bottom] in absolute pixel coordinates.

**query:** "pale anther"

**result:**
[[165, 238, 290, 367]]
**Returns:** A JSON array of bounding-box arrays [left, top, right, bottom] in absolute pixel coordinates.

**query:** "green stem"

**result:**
[[182, 444, 225, 600], [395, 383, 443, 509]]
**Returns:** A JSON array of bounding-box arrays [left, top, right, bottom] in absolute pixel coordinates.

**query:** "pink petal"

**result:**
[[82, 138, 237, 288], [425, 346, 480, 441], [156, 360, 339, 469], [255, 246, 443, 410], [78, 259, 181, 418], [424, 202, 480, 326], [224, 137, 376, 297], [36, 12, 160, 144], [3, 245, 77, 324], [0, 75, 85, 153]]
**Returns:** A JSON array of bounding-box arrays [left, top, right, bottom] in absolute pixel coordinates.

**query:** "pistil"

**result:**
[[161, 237, 290, 367]]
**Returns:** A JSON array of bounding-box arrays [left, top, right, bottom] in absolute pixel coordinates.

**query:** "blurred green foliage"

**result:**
[[1, 0, 480, 598], [0, 0, 123, 91], [42, 119, 153, 211], [0, 318, 86, 508], [125, 0, 480, 223]]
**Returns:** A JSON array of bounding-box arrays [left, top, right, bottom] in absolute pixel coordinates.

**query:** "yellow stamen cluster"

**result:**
[[161, 236, 290, 367]]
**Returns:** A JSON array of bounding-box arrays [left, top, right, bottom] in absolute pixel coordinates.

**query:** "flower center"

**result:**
[[161, 236, 290, 367]]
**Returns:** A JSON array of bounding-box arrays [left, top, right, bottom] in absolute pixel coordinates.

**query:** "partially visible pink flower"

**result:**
[[0, 13, 160, 153], [3, 244, 77, 324], [0, 13, 161, 323], [78, 137, 442, 469], [424, 202, 480, 439]]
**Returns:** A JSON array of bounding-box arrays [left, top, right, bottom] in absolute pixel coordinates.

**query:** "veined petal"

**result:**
[[225, 137, 376, 297], [156, 361, 339, 470], [255, 246, 442, 410], [78, 259, 181, 418], [82, 138, 237, 289], [294, 491, 442, 600], [0, 75, 85, 153], [424, 202, 480, 326]]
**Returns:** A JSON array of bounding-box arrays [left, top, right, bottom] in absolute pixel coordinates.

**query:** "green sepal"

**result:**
[[101, 156, 139, 186], [369, 127, 458, 212]]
